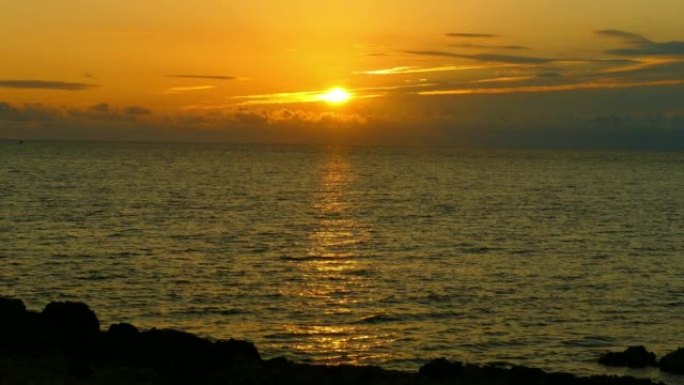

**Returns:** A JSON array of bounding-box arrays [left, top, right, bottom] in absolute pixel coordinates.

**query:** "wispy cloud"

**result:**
[[0, 80, 97, 90], [232, 90, 327, 105], [449, 43, 529, 50], [597, 30, 684, 56], [418, 79, 684, 96], [165, 85, 216, 93], [600, 57, 679, 74], [404, 50, 554, 64], [596, 30, 652, 45], [166, 74, 235, 80], [445, 32, 497, 38], [467, 53, 553, 64], [473, 76, 536, 84], [356, 64, 506, 75], [231, 83, 437, 106]]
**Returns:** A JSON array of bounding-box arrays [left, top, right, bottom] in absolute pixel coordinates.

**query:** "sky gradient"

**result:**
[[1, 0, 683, 148]]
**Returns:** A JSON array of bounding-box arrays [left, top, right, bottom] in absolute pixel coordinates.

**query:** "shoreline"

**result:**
[[1, 297, 679, 385]]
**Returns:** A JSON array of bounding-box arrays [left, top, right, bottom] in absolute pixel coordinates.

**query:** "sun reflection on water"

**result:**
[[282, 149, 386, 365]]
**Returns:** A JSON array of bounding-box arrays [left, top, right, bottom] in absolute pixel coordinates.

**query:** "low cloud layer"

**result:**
[[0, 102, 152, 123], [0, 80, 98, 90]]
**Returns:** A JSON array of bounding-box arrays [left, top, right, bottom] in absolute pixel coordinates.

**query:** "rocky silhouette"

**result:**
[[418, 357, 464, 380], [599, 346, 657, 368], [660, 347, 684, 374], [0, 296, 677, 384], [40, 301, 101, 355]]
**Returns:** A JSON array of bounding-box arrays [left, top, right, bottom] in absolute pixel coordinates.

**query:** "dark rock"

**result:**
[[586, 374, 661, 385], [214, 338, 261, 363], [0, 297, 27, 319], [547, 372, 580, 385], [103, 323, 141, 361], [41, 301, 100, 339], [265, 356, 292, 367], [599, 346, 656, 368], [0, 297, 29, 337], [39, 301, 101, 356], [68, 361, 93, 379], [0, 297, 673, 385], [418, 358, 464, 380], [0, 297, 41, 350], [509, 365, 546, 385], [136, 328, 215, 369], [660, 347, 684, 374], [107, 322, 139, 340]]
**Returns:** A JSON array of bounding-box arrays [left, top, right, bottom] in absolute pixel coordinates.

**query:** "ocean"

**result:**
[[1, 141, 683, 384]]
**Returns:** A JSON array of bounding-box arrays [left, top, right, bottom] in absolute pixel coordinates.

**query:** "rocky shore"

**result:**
[[1, 297, 681, 385]]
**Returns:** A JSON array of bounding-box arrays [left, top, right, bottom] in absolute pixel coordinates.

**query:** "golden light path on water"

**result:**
[[284, 150, 391, 365]]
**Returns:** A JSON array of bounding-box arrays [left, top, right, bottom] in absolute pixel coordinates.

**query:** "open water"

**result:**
[[1, 141, 683, 383]]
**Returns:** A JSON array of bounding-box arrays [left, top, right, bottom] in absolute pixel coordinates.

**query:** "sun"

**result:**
[[319, 87, 351, 105]]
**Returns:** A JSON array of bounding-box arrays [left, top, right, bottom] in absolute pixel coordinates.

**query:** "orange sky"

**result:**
[[1, 0, 684, 147]]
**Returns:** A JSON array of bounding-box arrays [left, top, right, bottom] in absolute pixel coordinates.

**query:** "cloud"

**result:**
[[449, 43, 529, 50], [232, 87, 374, 106], [597, 29, 684, 56], [229, 84, 433, 106], [445, 32, 497, 38], [0, 102, 25, 121], [470, 53, 553, 64], [404, 50, 554, 64], [260, 108, 367, 126], [0, 80, 97, 90], [232, 90, 325, 105], [67, 103, 153, 122], [596, 30, 652, 44], [166, 85, 216, 93], [2, 89, 683, 149], [167, 74, 235, 80], [473, 76, 536, 84], [356, 64, 502, 75], [89, 103, 110, 113], [600, 57, 679, 74], [417, 79, 684, 96], [125, 106, 152, 115], [0, 102, 59, 121]]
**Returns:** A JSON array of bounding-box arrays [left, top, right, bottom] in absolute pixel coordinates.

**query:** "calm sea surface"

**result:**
[[1, 141, 683, 383]]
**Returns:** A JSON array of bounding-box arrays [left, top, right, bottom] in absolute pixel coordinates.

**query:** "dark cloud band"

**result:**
[[446, 33, 497, 38], [167, 74, 235, 80], [405, 50, 553, 64], [0, 80, 97, 90], [449, 43, 529, 50], [597, 30, 684, 56]]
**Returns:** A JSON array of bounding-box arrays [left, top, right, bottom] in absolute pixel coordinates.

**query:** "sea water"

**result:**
[[1, 141, 683, 384]]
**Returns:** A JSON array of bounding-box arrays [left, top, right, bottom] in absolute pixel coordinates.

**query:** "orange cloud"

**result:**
[[165, 85, 216, 93]]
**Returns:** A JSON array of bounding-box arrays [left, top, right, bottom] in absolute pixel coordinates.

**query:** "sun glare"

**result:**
[[320, 87, 351, 105]]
